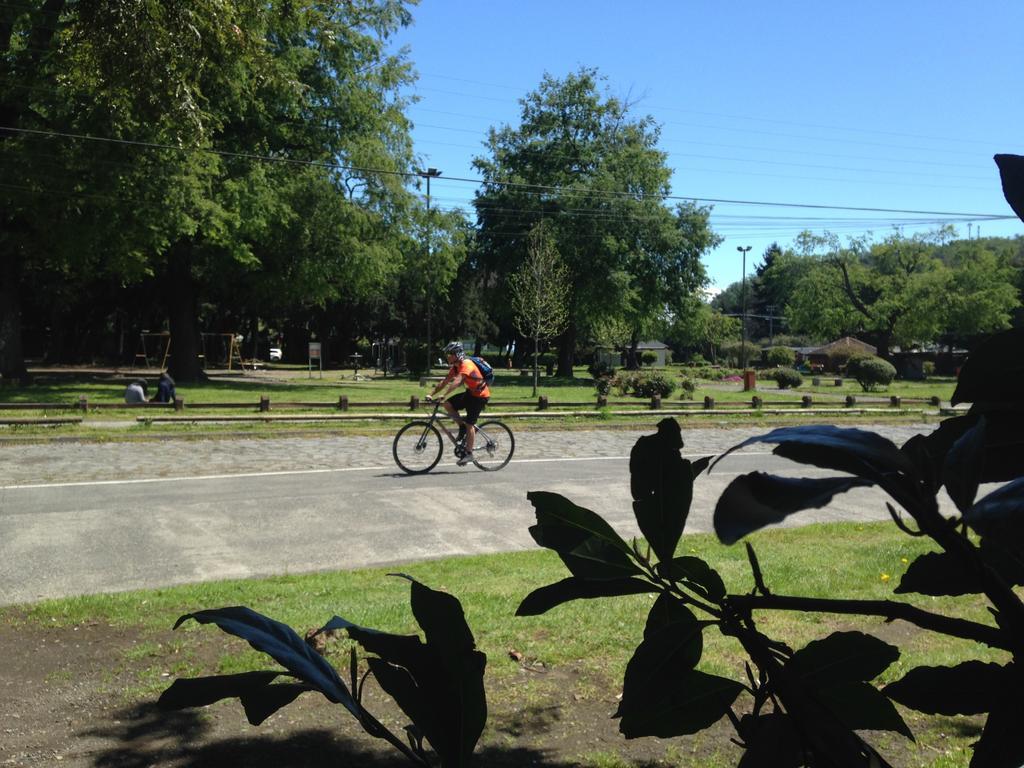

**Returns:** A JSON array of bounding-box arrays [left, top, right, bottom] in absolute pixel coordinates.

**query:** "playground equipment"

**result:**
[[132, 332, 171, 369], [372, 337, 399, 377], [200, 333, 245, 370]]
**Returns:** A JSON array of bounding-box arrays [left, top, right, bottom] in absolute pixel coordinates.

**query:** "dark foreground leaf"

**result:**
[[527, 491, 640, 579], [816, 680, 913, 739], [172, 607, 357, 714], [971, 700, 1024, 768], [618, 668, 743, 739], [895, 551, 985, 596], [964, 477, 1024, 538], [882, 662, 1007, 716], [630, 419, 696, 564], [159, 671, 314, 725], [711, 425, 915, 481], [944, 416, 987, 514], [787, 631, 900, 686], [516, 576, 658, 616], [737, 712, 804, 768], [714, 473, 871, 544], [656, 556, 726, 601], [321, 578, 487, 768]]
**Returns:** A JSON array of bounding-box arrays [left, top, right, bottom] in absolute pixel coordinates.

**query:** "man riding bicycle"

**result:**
[[428, 341, 491, 465]]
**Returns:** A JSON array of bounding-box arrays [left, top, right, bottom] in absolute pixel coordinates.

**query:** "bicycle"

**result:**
[[392, 399, 515, 474]]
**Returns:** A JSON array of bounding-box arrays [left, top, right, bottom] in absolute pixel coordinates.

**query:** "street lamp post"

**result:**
[[737, 245, 752, 371], [421, 167, 441, 374]]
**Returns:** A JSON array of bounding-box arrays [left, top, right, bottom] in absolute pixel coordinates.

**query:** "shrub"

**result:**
[[847, 355, 896, 391], [594, 376, 613, 397], [719, 341, 746, 368], [770, 367, 803, 389], [678, 377, 696, 399], [633, 371, 676, 398], [612, 372, 638, 396], [764, 346, 796, 367], [640, 350, 659, 367], [588, 359, 616, 379], [829, 346, 876, 372], [922, 360, 935, 378]]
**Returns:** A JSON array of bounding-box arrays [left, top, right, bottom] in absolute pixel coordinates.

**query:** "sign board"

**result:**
[[308, 342, 323, 379]]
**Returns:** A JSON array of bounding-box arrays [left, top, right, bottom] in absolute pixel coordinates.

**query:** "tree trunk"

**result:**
[[875, 329, 893, 361], [0, 261, 29, 383], [165, 243, 206, 382], [511, 331, 528, 368], [532, 336, 539, 397], [625, 332, 640, 370], [556, 321, 575, 378]]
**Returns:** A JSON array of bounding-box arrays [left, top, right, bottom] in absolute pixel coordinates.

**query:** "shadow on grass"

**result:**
[[84, 702, 592, 768]]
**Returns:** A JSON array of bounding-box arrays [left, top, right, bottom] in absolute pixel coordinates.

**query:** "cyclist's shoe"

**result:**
[[456, 451, 474, 466]]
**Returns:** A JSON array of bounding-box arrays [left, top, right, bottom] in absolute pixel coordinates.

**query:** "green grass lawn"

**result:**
[[2, 520, 1002, 766], [7, 520, 1002, 680], [0, 365, 957, 406], [0, 366, 956, 439]]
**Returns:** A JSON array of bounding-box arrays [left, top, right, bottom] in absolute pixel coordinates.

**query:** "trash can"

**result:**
[[742, 369, 756, 391]]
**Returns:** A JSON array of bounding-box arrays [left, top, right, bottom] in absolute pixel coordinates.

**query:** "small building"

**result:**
[[807, 337, 878, 372], [594, 340, 671, 368], [635, 340, 670, 367]]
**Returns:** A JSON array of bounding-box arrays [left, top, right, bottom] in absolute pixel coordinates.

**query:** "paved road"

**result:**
[[1, 424, 942, 605]]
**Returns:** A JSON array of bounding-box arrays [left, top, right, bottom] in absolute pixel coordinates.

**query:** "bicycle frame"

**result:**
[[425, 399, 477, 445]]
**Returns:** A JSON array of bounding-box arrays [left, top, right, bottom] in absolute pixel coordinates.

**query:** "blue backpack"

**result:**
[[468, 355, 494, 386]]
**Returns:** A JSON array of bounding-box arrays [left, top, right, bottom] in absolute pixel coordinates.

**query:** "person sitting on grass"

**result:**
[[124, 379, 147, 404], [151, 372, 176, 403]]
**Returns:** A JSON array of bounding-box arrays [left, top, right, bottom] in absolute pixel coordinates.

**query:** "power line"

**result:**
[[1, 124, 1015, 221], [411, 71, 1016, 149]]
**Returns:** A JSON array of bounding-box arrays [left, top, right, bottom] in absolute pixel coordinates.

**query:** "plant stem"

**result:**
[[729, 593, 1009, 650]]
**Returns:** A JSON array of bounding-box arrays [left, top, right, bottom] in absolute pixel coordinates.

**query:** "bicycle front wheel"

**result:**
[[472, 421, 515, 471], [393, 421, 444, 474]]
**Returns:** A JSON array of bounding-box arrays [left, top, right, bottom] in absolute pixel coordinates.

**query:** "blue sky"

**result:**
[[391, 0, 1024, 292]]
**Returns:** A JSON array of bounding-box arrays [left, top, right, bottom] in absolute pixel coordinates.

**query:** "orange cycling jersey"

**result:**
[[448, 358, 491, 398]]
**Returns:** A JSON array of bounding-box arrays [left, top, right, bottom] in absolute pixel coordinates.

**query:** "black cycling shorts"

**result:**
[[448, 391, 488, 424]]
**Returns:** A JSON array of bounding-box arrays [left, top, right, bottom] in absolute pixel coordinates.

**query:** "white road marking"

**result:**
[[0, 451, 774, 491]]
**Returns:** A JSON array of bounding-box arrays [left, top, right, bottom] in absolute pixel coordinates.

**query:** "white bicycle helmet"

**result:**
[[443, 341, 465, 360]]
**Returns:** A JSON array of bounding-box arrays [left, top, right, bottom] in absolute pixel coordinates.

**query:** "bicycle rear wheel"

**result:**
[[471, 421, 514, 471], [393, 421, 443, 474]]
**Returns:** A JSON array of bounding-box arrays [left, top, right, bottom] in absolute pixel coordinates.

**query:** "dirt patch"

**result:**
[[0, 617, 736, 767], [0, 618, 975, 767]]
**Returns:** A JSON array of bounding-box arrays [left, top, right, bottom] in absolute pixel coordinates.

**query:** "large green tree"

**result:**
[[784, 229, 1019, 357], [471, 68, 716, 377], [1, 0, 420, 382]]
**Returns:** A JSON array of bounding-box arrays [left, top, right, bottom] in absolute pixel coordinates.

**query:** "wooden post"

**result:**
[[801, 395, 812, 408], [259, 395, 270, 412], [930, 395, 940, 406], [751, 395, 762, 409], [834, 378, 843, 387], [703, 395, 715, 410], [650, 395, 661, 410], [538, 396, 549, 410], [78, 396, 88, 412], [890, 395, 901, 407], [409, 396, 419, 410], [597, 395, 608, 407], [338, 395, 349, 411], [845, 395, 856, 407], [174, 397, 184, 412], [812, 377, 821, 387]]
